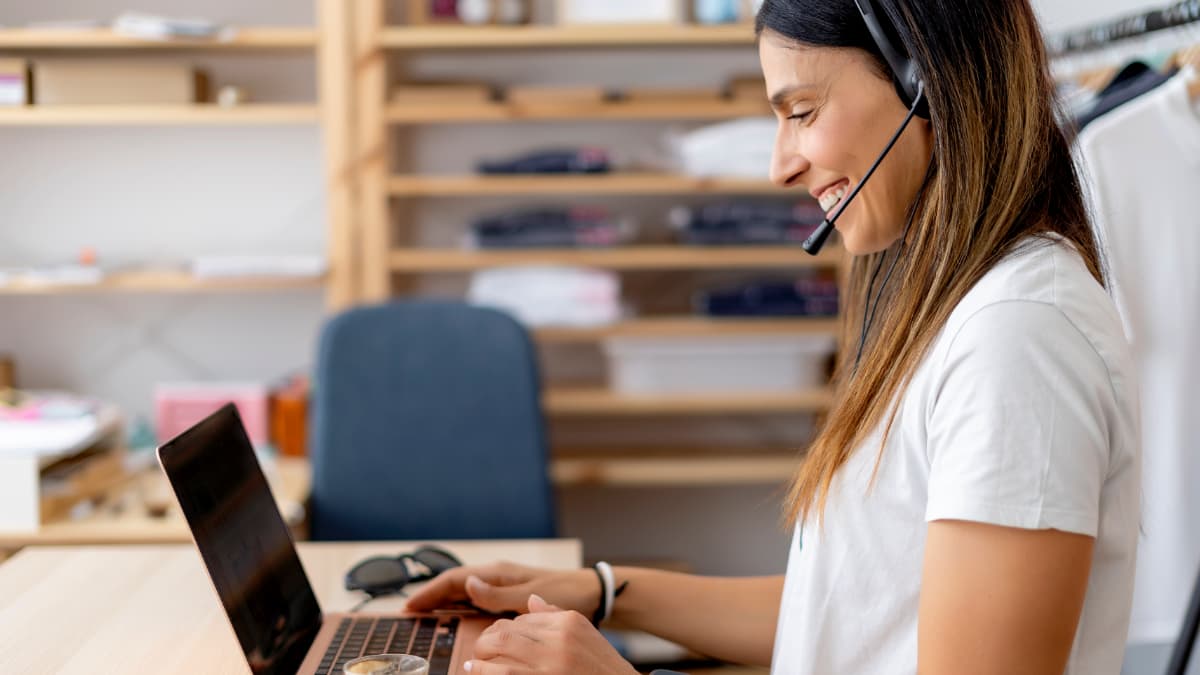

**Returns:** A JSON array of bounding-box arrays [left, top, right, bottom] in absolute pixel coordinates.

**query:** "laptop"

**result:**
[[158, 403, 490, 675]]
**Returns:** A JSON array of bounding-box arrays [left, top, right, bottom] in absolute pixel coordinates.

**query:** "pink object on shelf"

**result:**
[[154, 382, 270, 445]]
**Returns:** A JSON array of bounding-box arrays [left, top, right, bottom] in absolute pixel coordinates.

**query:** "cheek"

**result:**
[[803, 113, 866, 176]]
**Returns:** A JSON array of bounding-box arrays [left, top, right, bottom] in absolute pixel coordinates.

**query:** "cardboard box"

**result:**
[[0, 59, 30, 106], [622, 86, 724, 103], [32, 59, 208, 105], [506, 85, 608, 105], [391, 81, 497, 105]]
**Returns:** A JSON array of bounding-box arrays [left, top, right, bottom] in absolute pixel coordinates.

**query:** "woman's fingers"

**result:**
[[463, 656, 531, 675], [405, 568, 470, 611], [465, 575, 536, 614]]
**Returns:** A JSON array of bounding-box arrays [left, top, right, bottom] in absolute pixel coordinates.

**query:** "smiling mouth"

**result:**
[[817, 179, 851, 214]]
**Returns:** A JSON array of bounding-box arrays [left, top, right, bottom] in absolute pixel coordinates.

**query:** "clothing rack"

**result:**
[[1048, 0, 1200, 57]]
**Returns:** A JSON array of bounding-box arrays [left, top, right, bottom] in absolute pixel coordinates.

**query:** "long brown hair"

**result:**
[[755, 0, 1105, 526]]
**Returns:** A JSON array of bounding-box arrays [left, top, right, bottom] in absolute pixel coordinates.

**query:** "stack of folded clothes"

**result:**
[[669, 201, 825, 245], [696, 273, 839, 317], [476, 147, 611, 174], [468, 206, 634, 249]]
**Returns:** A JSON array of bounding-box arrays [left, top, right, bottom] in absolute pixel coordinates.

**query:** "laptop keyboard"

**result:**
[[315, 616, 458, 675]]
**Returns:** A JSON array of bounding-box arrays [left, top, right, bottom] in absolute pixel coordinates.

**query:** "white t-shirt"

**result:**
[[1076, 68, 1200, 644], [771, 238, 1141, 675]]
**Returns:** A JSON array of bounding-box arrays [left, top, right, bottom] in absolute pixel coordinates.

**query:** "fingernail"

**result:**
[[466, 575, 485, 590], [464, 661, 473, 672], [530, 593, 545, 605]]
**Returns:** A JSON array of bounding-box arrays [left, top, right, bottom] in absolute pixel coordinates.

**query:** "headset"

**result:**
[[801, 0, 931, 255]]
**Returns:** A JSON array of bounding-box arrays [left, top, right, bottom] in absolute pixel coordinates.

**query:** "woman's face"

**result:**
[[759, 31, 933, 254]]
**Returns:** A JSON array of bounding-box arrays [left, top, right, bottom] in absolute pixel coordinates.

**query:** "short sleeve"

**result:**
[[925, 300, 1114, 537]]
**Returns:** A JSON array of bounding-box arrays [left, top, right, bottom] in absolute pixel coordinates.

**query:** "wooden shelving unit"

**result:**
[[534, 317, 839, 343], [390, 246, 840, 272], [0, 271, 326, 295], [544, 387, 833, 416], [551, 449, 800, 487], [0, 27, 317, 50], [387, 99, 769, 123], [0, 105, 320, 126], [0, 10, 353, 303], [387, 173, 786, 197], [344, 8, 837, 488], [380, 24, 755, 50]]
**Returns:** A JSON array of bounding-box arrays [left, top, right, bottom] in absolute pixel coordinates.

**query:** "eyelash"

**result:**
[[788, 111, 814, 123]]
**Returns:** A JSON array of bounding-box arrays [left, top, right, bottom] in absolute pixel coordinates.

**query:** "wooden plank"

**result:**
[[0, 27, 317, 50], [0, 104, 319, 126], [534, 317, 840, 342], [552, 450, 801, 486], [386, 98, 770, 123], [387, 173, 786, 196], [389, 246, 843, 272], [0, 271, 326, 295], [355, 0, 393, 302], [318, 0, 359, 309], [380, 24, 755, 49], [544, 387, 834, 415]]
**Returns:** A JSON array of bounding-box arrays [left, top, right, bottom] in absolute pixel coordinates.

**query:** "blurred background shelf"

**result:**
[[534, 317, 840, 343], [0, 104, 320, 125], [543, 387, 834, 416], [387, 174, 787, 197], [551, 448, 801, 487], [0, 27, 317, 50], [389, 246, 842, 272], [380, 24, 756, 50], [387, 99, 770, 123], [0, 271, 326, 295]]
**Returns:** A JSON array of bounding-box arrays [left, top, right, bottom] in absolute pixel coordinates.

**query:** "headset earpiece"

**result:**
[[853, 0, 931, 119]]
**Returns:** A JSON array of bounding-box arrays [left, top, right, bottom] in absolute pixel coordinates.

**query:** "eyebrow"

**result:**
[[768, 84, 819, 109]]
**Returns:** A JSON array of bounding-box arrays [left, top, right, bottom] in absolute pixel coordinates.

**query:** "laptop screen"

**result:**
[[159, 404, 321, 675]]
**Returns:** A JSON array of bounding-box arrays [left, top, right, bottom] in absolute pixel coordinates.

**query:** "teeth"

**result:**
[[819, 184, 848, 212]]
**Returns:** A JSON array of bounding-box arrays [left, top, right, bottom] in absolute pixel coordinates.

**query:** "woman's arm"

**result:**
[[406, 562, 783, 667], [918, 520, 1095, 675], [610, 568, 783, 667]]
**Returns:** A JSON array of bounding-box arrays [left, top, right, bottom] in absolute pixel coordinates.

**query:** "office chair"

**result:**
[[1166, 563, 1200, 675], [309, 300, 556, 541]]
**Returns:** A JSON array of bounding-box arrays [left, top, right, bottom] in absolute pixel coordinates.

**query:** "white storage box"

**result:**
[[605, 335, 835, 394]]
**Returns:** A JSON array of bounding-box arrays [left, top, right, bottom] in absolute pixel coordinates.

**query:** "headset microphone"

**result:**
[[801, 86, 925, 256]]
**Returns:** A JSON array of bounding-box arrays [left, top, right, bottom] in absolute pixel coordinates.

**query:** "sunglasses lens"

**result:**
[[414, 548, 462, 573], [351, 558, 409, 589]]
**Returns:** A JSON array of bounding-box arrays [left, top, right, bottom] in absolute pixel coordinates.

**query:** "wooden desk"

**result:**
[[0, 540, 581, 675], [0, 457, 311, 550]]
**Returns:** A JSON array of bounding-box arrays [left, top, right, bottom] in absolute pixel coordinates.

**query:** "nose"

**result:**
[[769, 125, 810, 189]]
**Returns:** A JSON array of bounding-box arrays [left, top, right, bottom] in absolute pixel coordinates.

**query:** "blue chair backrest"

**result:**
[[310, 301, 555, 541]]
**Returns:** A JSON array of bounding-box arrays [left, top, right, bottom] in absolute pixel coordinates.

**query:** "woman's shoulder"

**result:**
[[931, 234, 1134, 399]]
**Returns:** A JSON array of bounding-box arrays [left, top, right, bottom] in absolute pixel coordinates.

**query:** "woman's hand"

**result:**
[[405, 561, 601, 617], [464, 595, 639, 675]]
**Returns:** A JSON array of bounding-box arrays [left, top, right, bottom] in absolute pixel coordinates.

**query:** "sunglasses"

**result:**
[[344, 545, 463, 598]]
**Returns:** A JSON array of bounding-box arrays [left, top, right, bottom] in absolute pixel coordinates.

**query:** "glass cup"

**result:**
[[343, 654, 430, 675]]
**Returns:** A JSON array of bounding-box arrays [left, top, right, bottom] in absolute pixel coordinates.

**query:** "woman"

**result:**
[[407, 1, 1141, 673]]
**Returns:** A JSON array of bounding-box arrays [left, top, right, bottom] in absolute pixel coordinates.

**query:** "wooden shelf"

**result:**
[[534, 317, 839, 342], [0, 27, 317, 50], [388, 173, 785, 196], [0, 271, 326, 295], [0, 105, 320, 126], [390, 246, 841, 272], [552, 449, 801, 486], [544, 387, 833, 416], [380, 24, 755, 50], [387, 98, 769, 123]]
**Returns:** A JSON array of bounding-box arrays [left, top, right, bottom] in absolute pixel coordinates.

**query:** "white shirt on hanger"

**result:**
[[1077, 67, 1200, 645], [771, 239, 1141, 674]]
